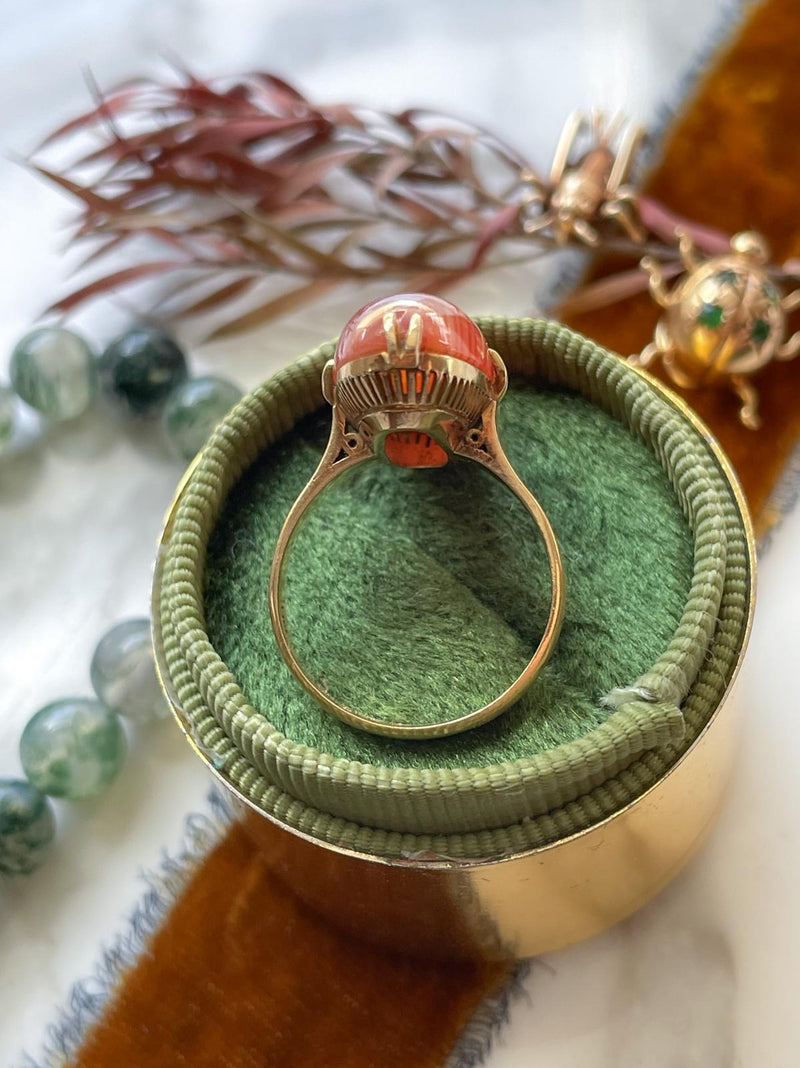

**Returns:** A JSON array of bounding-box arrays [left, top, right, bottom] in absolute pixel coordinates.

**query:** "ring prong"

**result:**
[[489, 348, 508, 399], [321, 359, 335, 404]]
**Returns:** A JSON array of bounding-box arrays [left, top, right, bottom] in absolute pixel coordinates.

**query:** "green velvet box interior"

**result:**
[[205, 388, 690, 759], [157, 318, 750, 859]]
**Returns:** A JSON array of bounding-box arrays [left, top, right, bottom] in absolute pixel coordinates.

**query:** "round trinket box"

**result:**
[[153, 314, 754, 959]]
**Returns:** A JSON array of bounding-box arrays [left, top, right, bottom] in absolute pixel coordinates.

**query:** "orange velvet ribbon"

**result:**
[[72, 3, 800, 1065], [74, 817, 510, 1068]]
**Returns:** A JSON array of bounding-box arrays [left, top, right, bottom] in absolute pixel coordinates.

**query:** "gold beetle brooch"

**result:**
[[633, 230, 800, 429]]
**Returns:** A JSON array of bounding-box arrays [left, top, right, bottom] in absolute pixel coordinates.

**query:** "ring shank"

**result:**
[[269, 419, 565, 740]]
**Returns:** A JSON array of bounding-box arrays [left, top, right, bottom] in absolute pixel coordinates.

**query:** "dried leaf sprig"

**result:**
[[30, 69, 555, 337]]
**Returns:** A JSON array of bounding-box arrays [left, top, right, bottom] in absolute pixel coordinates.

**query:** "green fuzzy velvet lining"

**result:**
[[204, 382, 692, 768]]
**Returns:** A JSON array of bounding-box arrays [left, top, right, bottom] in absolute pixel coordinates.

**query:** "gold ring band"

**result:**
[[269, 294, 565, 740]]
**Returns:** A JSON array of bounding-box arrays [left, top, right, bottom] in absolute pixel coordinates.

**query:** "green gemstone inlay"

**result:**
[[19, 698, 126, 800], [0, 778, 56, 874], [697, 302, 724, 329], [715, 269, 739, 286], [751, 318, 771, 344]]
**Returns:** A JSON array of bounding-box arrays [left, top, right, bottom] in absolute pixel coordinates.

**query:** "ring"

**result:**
[[269, 293, 565, 740]]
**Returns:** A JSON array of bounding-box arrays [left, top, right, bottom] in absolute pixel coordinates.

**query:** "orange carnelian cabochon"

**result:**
[[384, 431, 450, 468], [334, 293, 495, 380]]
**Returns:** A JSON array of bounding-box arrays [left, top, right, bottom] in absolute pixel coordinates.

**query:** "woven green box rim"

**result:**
[[157, 319, 750, 848]]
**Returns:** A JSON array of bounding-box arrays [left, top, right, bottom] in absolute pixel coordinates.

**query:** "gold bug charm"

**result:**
[[633, 231, 800, 429], [522, 110, 646, 246]]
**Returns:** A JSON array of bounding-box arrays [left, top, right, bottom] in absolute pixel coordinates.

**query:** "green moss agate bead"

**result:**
[[90, 618, 167, 723], [9, 327, 96, 421], [99, 327, 188, 416], [0, 385, 16, 449], [19, 698, 126, 800], [162, 375, 243, 461], [0, 779, 56, 874]]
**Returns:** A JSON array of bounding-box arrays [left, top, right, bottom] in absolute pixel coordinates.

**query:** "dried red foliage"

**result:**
[[31, 69, 544, 337]]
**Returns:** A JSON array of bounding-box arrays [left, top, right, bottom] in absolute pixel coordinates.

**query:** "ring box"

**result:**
[[153, 318, 754, 960]]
